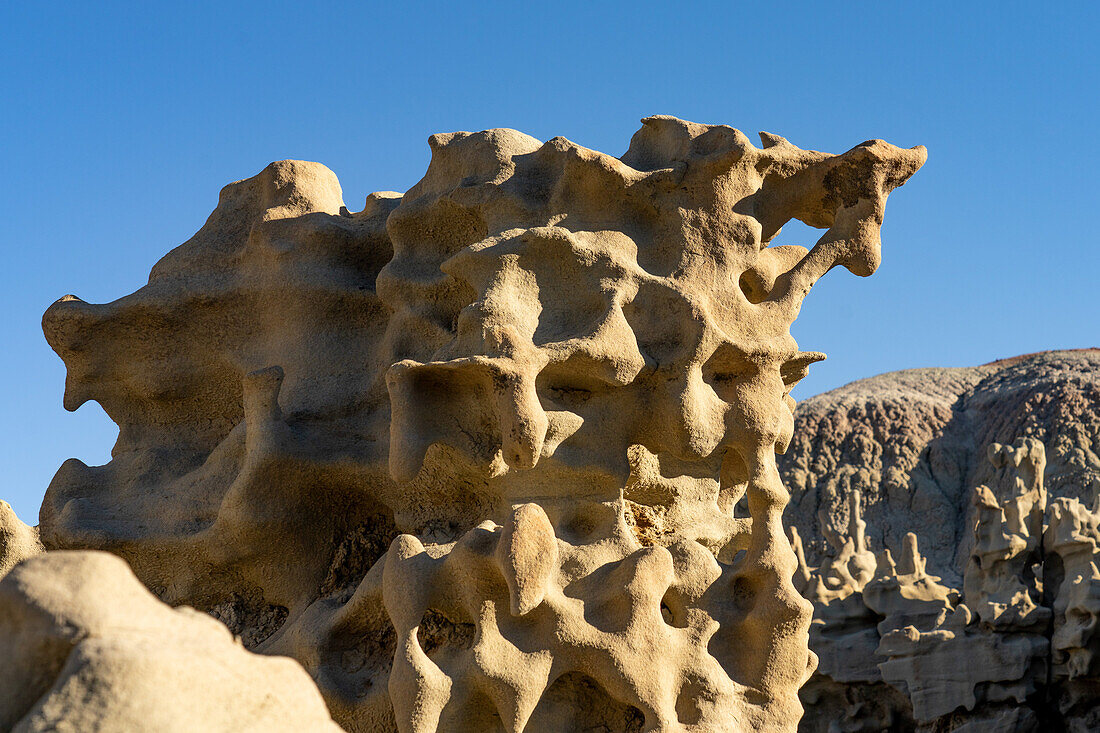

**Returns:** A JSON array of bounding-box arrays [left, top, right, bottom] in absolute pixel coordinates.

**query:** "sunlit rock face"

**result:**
[[26, 117, 924, 732], [785, 350, 1100, 732], [0, 500, 43, 578], [0, 552, 343, 732]]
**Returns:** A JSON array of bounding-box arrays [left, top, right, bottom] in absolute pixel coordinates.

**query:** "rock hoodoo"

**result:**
[[4, 117, 925, 731], [786, 350, 1100, 732]]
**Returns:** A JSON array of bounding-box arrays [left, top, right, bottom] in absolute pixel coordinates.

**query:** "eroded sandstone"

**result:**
[[4, 117, 925, 731], [786, 350, 1100, 732], [0, 551, 342, 731]]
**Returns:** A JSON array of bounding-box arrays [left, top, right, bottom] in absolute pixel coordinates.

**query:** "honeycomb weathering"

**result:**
[[10, 117, 924, 731]]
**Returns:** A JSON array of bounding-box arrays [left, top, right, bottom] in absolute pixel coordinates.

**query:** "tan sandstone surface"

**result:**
[[0, 551, 343, 731], [784, 349, 1100, 732], [0, 501, 43, 577], [2, 117, 924, 731]]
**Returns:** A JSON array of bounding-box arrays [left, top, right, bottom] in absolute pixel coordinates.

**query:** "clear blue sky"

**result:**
[[2, 2, 1097, 523]]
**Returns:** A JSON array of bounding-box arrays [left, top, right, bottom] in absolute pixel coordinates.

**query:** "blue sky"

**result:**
[[2, 1, 1097, 523]]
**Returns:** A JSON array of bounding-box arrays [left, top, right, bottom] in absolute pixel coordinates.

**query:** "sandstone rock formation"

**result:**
[[6, 117, 924, 731], [0, 501, 43, 578], [785, 349, 1100, 732], [0, 551, 342, 731]]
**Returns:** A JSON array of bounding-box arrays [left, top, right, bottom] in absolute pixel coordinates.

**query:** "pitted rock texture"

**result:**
[[38, 162, 402, 630], [15, 117, 924, 732], [784, 349, 1100, 732], [0, 551, 342, 732]]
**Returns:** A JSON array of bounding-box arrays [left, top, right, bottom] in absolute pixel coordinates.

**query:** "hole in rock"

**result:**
[[660, 591, 688, 629], [766, 217, 819, 249]]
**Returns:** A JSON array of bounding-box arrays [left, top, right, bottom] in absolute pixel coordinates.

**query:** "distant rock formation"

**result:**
[[0, 117, 925, 731], [784, 349, 1100, 732]]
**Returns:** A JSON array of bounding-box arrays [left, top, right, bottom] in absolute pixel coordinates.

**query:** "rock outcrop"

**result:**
[[6, 117, 924, 731], [785, 350, 1100, 732], [0, 501, 43, 578], [0, 551, 342, 731]]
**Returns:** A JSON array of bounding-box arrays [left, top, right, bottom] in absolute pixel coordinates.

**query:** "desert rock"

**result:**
[[18, 117, 924, 731], [786, 349, 1100, 732], [0, 501, 43, 578], [0, 551, 342, 732]]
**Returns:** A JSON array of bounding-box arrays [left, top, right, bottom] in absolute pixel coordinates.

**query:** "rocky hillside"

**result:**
[[783, 349, 1100, 731]]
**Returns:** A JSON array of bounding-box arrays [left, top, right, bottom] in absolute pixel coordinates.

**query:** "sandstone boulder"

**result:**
[[0, 551, 343, 732]]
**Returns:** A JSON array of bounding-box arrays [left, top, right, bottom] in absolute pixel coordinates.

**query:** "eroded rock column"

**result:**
[[28, 117, 925, 732]]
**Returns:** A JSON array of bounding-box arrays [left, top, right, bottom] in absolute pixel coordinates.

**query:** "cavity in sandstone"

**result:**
[[23, 117, 925, 732]]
